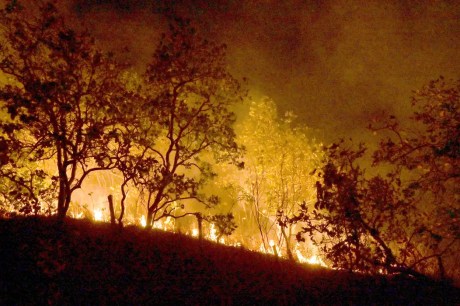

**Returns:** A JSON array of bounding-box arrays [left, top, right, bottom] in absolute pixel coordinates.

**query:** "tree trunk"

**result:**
[[108, 194, 116, 226], [118, 181, 129, 228], [281, 226, 294, 261], [146, 210, 154, 229], [272, 242, 279, 257], [56, 187, 70, 220], [196, 213, 203, 240], [57, 180, 66, 219], [57, 206, 66, 220], [56, 173, 72, 220], [437, 255, 445, 280]]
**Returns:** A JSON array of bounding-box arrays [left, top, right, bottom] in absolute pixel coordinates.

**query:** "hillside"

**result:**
[[0, 217, 458, 305]]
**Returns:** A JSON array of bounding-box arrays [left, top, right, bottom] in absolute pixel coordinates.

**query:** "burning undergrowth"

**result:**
[[0, 216, 458, 305]]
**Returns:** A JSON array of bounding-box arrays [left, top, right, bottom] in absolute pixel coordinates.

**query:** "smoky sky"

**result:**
[[70, 0, 460, 142]]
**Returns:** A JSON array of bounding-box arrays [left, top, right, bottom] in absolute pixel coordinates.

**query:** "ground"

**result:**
[[0, 216, 458, 305]]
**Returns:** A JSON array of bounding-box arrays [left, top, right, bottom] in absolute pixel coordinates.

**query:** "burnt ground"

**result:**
[[0, 216, 458, 305]]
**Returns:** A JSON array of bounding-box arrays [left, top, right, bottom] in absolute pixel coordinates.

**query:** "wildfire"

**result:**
[[209, 223, 217, 241], [70, 212, 84, 219], [260, 240, 282, 257], [191, 228, 199, 237], [153, 216, 174, 231], [93, 209, 103, 222], [80, 208, 328, 269], [140, 215, 147, 227], [295, 244, 327, 267], [303, 254, 326, 266]]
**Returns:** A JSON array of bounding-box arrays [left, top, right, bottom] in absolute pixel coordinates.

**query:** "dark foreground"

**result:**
[[0, 217, 458, 305]]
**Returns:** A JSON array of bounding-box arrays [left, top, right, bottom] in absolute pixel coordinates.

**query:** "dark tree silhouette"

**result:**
[[370, 77, 459, 279], [0, 1, 133, 219], [289, 78, 459, 280], [130, 19, 245, 228], [208, 213, 238, 241]]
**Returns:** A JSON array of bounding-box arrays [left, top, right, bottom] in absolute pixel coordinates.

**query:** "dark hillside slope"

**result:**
[[0, 217, 458, 305]]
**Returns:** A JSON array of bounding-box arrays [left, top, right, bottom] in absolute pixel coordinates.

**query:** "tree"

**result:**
[[290, 77, 459, 280], [0, 155, 57, 216], [371, 77, 459, 279], [0, 1, 133, 219], [132, 18, 245, 228], [208, 213, 238, 241], [233, 98, 321, 259], [290, 141, 418, 274]]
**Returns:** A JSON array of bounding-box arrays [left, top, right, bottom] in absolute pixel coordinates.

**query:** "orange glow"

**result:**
[[304, 254, 326, 266], [71, 212, 84, 219], [140, 215, 147, 227], [153, 216, 174, 231], [209, 223, 217, 241], [191, 228, 199, 237], [295, 243, 327, 267], [259, 240, 282, 257], [58, 204, 329, 268], [93, 209, 103, 222]]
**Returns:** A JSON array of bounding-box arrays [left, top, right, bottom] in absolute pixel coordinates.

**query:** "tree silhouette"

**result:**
[[370, 77, 459, 279], [0, 1, 133, 219], [131, 19, 245, 228], [290, 78, 459, 280]]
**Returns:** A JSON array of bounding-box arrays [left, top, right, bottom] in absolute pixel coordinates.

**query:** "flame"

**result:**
[[305, 254, 326, 266], [209, 223, 218, 241], [152, 216, 175, 231], [93, 209, 103, 222], [21, 200, 329, 268], [191, 228, 199, 237], [295, 245, 327, 267], [140, 215, 146, 227], [70, 212, 84, 219], [153, 220, 162, 230], [259, 240, 282, 257]]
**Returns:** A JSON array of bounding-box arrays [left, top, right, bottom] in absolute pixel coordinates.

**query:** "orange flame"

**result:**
[[93, 209, 103, 222]]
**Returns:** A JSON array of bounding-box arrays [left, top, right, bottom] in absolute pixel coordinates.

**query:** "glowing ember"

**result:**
[[152, 216, 175, 231], [70, 212, 84, 219], [140, 215, 146, 227], [35, 203, 329, 268], [191, 228, 199, 237], [260, 240, 282, 257], [93, 209, 103, 221], [296, 248, 327, 267], [209, 223, 217, 241], [305, 255, 326, 266]]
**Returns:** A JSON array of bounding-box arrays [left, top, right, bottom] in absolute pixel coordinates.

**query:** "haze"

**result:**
[[56, 0, 460, 141]]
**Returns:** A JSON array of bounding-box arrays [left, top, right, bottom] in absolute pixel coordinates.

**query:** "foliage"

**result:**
[[371, 77, 459, 278], [372, 77, 459, 243], [207, 213, 238, 240], [290, 77, 459, 280], [132, 18, 245, 228], [0, 164, 57, 216], [233, 98, 322, 258], [0, 1, 133, 218], [290, 141, 417, 274], [0, 3, 244, 230]]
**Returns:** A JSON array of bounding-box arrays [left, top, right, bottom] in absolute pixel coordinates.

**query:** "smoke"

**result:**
[[68, 0, 460, 142]]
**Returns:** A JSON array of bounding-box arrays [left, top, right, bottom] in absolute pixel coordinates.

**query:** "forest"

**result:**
[[0, 1, 459, 302]]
